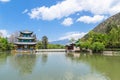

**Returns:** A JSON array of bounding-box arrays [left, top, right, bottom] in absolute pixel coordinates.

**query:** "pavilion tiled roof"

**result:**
[[20, 30, 33, 34]]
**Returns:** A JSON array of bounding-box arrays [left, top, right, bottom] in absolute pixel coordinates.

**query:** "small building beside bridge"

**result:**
[[65, 43, 80, 52]]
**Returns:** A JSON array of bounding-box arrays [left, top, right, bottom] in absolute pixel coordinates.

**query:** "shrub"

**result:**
[[91, 42, 105, 53]]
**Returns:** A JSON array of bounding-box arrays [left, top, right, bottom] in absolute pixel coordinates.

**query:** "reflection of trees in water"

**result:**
[[41, 53, 48, 65], [65, 52, 81, 63], [0, 52, 11, 66], [66, 53, 120, 80], [10, 54, 36, 75], [84, 56, 120, 80]]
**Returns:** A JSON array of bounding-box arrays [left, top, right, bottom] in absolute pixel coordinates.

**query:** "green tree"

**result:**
[[108, 26, 119, 48], [90, 42, 105, 53], [75, 24, 120, 51], [42, 36, 48, 49], [47, 44, 64, 49], [0, 37, 13, 51], [36, 41, 42, 49], [109, 28, 117, 47], [77, 40, 90, 51]]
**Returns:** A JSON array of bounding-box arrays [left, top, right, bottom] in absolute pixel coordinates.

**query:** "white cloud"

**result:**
[[108, 2, 120, 15], [62, 17, 73, 26], [0, 29, 10, 37], [22, 9, 28, 14], [28, 0, 120, 21], [77, 15, 106, 24], [80, 0, 120, 15], [0, 0, 10, 2], [28, 0, 82, 20], [59, 32, 87, 40], [80, 0, 111, 15]]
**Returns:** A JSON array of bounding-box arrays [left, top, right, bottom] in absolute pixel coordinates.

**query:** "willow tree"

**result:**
[[42, 36, 48, 49]]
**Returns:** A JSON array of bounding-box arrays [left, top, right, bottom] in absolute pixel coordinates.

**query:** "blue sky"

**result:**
[[0, 0, 120, 41]]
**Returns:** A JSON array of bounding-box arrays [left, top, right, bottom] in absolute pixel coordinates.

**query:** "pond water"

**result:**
[[0, 52, 120, 80]]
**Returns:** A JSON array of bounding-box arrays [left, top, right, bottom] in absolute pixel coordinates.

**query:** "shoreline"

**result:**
[[0, 49, 120, 56], [35, 49, 66, 52]]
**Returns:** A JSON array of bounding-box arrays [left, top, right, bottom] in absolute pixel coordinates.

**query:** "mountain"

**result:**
[[82, 12, 120, 39], [93, 12, 120, 33], [50, 39, 70, 45]]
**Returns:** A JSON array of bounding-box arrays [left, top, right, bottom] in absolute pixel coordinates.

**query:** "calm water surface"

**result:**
[[0, 52, 120, 80]]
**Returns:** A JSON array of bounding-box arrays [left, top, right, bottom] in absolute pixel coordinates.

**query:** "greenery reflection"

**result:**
[[0, 52, 11, 66], [66, 52, 120, 80], [41, 53, 48, 65]]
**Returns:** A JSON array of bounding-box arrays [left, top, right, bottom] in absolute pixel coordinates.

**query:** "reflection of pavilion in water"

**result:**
[[10, 53, 36, 75], [10, 52, 49, 75]]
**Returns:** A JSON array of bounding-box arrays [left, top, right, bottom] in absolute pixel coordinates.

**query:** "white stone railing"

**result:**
[[17, 37, 35, 39], [15, 42, 37, 45], [36, 49, 66, 52]]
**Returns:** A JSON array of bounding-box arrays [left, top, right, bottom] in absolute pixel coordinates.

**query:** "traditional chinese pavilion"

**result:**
[[14, 30, 36, 50]]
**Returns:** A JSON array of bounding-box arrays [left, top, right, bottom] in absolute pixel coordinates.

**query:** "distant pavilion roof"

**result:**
[[20, 30, 33, 34]]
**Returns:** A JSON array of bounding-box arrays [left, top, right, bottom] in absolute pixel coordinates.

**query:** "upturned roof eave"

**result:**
[[20, 31, 33, 34]]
